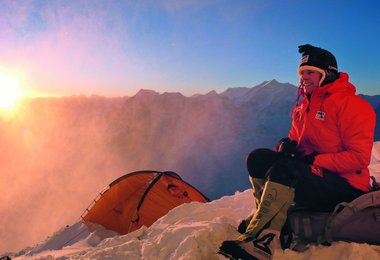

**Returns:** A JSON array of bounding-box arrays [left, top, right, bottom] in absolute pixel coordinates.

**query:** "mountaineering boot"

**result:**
[[251, 177, 266, 207], [238, 177, 266, 234], [219, 229, 281, 260], [219, 181, 295, 259], [242, 181, 294, 240]]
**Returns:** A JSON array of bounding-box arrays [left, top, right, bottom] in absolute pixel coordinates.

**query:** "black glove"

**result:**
[[275, 137, 298, 158], [304, 151, 318, 165]]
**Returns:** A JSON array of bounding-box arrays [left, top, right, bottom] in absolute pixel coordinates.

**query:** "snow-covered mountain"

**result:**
[[5, 142, 380, 259], [1, 80, 379, 253], [360, 94, 380, 140], [221, 79, 296, 106]]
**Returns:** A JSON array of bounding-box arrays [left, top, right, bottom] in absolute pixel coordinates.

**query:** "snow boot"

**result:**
[[238, 177, 266, 234], [250, 177, 266, 207], [219, 229, 281, 260], [219, 181, 295, 259]]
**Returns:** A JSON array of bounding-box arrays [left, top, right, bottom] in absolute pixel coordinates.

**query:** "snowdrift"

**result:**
[[6, 142, 380, 259]]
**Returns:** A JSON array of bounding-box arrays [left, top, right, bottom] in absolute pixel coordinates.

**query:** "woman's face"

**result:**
[[299, 69, 322, 95]]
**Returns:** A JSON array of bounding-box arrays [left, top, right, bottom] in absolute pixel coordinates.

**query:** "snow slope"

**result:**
[[6, 143, 380, 259]]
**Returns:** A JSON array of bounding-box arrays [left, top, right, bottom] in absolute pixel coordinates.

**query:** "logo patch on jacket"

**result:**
[[315, 111, 325, 120]]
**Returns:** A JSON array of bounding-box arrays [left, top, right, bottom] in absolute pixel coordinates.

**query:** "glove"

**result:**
[[275, 137, 298, 158], [304, 152, 318, 165]]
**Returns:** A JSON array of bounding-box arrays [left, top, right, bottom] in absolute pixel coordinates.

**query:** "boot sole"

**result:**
[[218, 241, 259, 260]]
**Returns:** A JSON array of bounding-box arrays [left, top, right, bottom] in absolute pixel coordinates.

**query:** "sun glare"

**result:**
[[0, 73, 23, 110]]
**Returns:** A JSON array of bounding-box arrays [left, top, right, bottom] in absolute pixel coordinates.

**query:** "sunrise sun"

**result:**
[[0, 73, 23, 110]]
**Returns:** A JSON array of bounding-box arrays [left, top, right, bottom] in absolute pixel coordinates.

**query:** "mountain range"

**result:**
[[0, 80, 379, 253]]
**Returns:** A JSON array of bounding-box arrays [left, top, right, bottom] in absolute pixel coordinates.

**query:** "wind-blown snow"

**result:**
[[6, 142, 380, 259]]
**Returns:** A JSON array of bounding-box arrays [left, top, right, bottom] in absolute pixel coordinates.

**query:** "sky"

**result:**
[[0, 0, 379, 97]]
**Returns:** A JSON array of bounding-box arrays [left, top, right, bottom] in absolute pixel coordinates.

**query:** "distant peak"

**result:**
[[162, 92, 185, 98], [223, 86, 250, 92], [220, 87, 250, 97], [261, 79, 279, 86], [135, 89, 159, 97], [205, 90, 218, 96]]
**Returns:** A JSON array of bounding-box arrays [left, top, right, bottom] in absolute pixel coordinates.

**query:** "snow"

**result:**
[[5, 143, 380, 259], [370, 142, 380, 180]]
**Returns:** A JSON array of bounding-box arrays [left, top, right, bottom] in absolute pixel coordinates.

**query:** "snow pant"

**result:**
[[246, 148, 364, 212]]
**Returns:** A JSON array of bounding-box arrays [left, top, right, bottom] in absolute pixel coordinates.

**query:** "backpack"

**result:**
[[282, 176, 380, 250]]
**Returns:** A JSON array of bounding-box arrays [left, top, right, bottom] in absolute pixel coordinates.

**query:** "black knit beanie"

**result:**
[[298, 44, 339, 86]]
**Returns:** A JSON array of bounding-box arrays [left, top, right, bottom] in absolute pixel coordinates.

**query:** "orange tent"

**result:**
[[81, 170, 209, 234]]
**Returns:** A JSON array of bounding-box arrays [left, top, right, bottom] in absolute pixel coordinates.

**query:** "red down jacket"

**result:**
[[289, 72, 376, 192]]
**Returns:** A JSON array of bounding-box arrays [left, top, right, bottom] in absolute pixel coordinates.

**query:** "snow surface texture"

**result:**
[[7, 142, 380, 259]]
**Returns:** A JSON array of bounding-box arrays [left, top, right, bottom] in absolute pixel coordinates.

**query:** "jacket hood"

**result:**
[[315, 72, 356, 97]]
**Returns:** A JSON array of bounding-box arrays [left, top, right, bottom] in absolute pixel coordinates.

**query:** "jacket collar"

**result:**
[[307, 72, 356, 99]]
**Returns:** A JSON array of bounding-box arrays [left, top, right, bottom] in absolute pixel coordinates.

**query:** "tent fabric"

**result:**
[[81, 170, 209, 234]]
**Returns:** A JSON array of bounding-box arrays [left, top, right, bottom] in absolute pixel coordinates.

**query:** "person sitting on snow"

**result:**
[[219, 44, 376, 259]]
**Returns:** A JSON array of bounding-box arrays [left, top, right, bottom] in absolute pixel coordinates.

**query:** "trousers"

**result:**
[[246, 148, 364, 212]]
